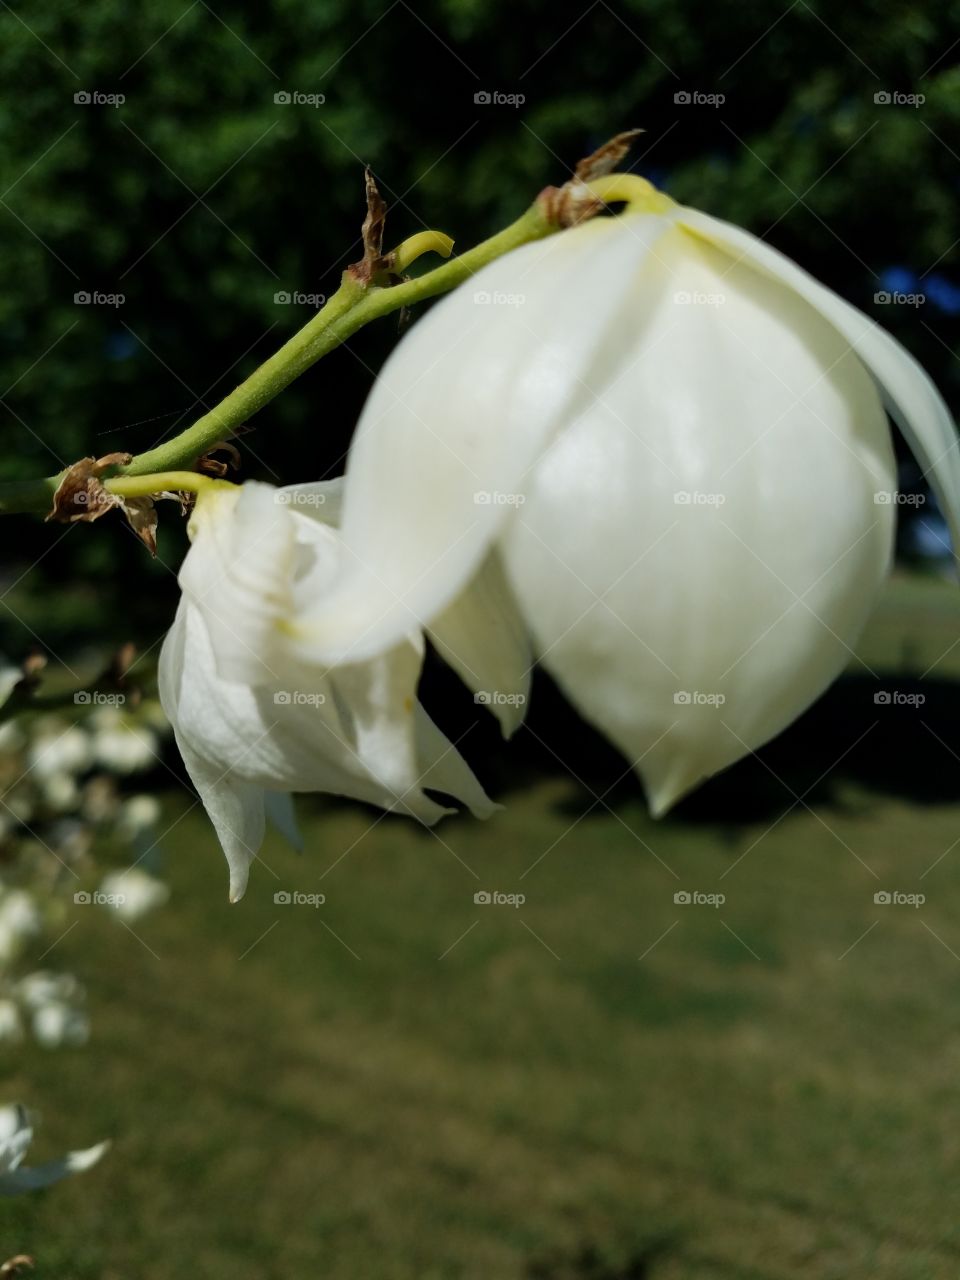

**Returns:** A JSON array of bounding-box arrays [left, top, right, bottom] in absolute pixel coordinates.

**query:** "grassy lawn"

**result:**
[[4, 571, 960, 1279]]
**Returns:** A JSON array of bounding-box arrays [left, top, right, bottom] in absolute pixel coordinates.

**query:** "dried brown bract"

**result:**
[[538, 128, 644, 228], [46, 453, 160, 554]]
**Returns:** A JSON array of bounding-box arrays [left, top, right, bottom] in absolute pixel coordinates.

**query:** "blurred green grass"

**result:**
[[4, 570, 960, 1279]]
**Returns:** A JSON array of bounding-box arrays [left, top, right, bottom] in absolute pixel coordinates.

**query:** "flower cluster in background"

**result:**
[[0, 665, 171, 1049]]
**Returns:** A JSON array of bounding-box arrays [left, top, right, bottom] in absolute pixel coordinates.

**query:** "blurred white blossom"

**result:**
[[0, 1103, 107, 1195], [99, 868, 169, 923], [0, 672, 170, 1051], [28, 724, 91, 781], [0, 891, 42, 967], [31, 1001, 90, 1049]]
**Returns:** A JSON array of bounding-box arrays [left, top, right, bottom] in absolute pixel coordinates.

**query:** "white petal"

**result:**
[[0, 1139, 109, 1195], [178, 482, 299, 687], [499, 220, 896, 812], [160, 586, 494, 896], [0, 1104, 31, 1175], [414, 708, 499, 819], [327, 635, 495, 823], [178, 733, 266, 903], [298, 212, 680, 663], [679, 207, 960, 557], [159, 601, 267, 902], [427, 551, 532, 736], [278, 478, 344, 526]]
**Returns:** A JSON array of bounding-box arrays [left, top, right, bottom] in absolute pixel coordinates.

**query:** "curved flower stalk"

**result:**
[[158, 480, 530, 900], [0, 1103, 107, 1195], [295, 179, 960, 814]]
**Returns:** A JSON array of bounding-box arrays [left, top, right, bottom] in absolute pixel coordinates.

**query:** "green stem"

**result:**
[[0, 199, 556, 515], [105, 471, 232, 499]]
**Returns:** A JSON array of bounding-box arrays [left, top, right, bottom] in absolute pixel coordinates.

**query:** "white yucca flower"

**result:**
[[294, 186, 958, 813], [159, 481, 512, 900]]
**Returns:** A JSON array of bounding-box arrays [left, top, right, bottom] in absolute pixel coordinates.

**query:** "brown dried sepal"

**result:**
[[347, 168, 397, 285], [575, 129, 644, 183], [46, 452, 159, 555], [47, 452, 131, 523], [197, 440, 242, 479], [538, 128, 645, 229]]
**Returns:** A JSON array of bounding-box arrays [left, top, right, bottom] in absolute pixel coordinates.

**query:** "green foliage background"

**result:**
[[0, 0, 956, 645]]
